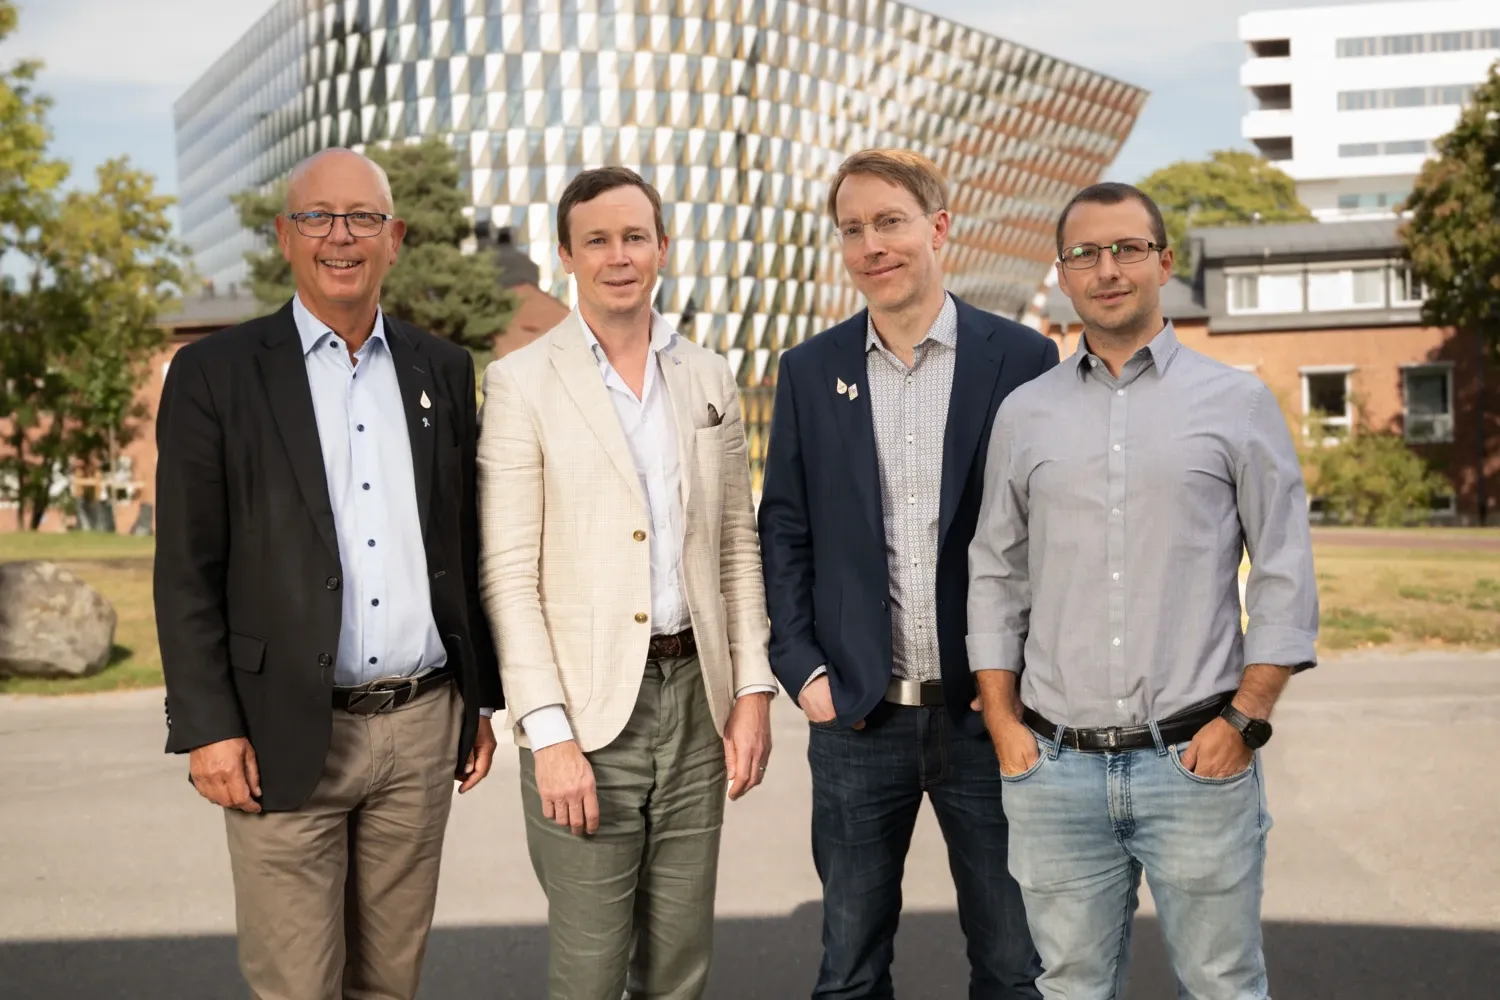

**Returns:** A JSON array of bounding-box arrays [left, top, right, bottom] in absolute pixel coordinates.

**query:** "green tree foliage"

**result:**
[[235, 136, 516, 355], [1300, 431, 1451, 527], [0, 3, 183, 529], [1398, 64, 1500, 355], [1137, 149, 1314, 277]]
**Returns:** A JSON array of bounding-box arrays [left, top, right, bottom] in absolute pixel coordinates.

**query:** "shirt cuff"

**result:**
[[479, 707, 494, 718], [1243, 625, 1318, 672], [966, 633, 1024, 674], [735, 684, 777, 699], [800, 665, 828, 692], [518, 704, 574, 751]]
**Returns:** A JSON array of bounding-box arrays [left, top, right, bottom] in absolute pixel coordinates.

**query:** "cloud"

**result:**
[[3, 0, 270, 87]]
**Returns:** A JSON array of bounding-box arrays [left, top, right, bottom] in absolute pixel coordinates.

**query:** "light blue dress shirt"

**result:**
[[294, 295, 447, 688]]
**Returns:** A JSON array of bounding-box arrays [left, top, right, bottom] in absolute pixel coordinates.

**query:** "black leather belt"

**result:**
[[647, 628, 696, 660], [332, 669, 453, 715], [1022, 693, 1234, 752]]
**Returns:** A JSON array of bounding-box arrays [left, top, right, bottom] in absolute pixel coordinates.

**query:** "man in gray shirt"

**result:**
[[968, 182, 1318, 1000]]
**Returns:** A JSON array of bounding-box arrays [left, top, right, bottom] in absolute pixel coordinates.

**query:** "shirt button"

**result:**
[[1112, 444, 1121, 452], [325, 576, 340, 590], [1117, 389, 1125, 397], [633, 530, 646, 541], [367, 539, 376, 547], [371, 599, 379, 607], [1112, 637, 1121, 647], [634, 612, 648, 624], [369, 656, 378, 665], [1117, 699, 1126, 708], [908, 495, 916, 504], [318, 653, 332, 667], [1112, 508, 1121, 516], [1089, 358, 1098, 367], [906, 434, 913, 444], [328, 341, 338, 350], [362, 483, 370, 490], [357, 424, 365, 432], [1112, 572, 1120, 581]]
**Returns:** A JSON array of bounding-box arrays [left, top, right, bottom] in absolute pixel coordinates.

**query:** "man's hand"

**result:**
[[798, 675, 863, 729], [533, 740, 598, 835], [974, 670, 1036, 776], [189, 737, 261, 813], [1179, 718, 1253, 778], [457, 716, 498, 794], [724, 692, 772, 801], [991, 721, 1041, 777]]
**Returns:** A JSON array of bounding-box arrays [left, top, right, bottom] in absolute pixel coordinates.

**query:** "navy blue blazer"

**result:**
[[757, 295, 1060, 731]]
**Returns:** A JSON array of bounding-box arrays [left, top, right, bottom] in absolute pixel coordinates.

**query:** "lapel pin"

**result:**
[[847, 384, 859, 401], [422, 417, 430, 428], [419, 390, 431, 409], [836, 378, 847, 395]]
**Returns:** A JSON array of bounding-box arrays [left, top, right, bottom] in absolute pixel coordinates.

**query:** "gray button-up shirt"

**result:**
[[866, 294, 957, 683], [966, 323, 1318, 727]]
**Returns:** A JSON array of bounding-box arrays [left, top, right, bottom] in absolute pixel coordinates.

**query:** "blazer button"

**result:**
[[634, 612, 648, 624], [318, 653, 333, 667], [633, 530, 646, 541], [325, 576, 340, 591]]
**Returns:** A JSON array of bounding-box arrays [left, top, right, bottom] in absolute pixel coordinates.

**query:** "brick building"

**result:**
[[1043, 219, 1499, 524]]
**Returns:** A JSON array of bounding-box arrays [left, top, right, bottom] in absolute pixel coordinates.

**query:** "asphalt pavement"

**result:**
[[2, 651, 1497, 999]]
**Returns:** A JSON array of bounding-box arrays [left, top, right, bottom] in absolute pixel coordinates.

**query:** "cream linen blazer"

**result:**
[[476, 311, 775, 752]]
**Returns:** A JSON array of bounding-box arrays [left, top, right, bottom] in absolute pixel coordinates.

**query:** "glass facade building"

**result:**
[[176, 0, 1145, 385]]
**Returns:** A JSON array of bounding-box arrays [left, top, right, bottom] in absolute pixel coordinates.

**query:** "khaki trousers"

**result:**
[[224, 681, 462, 1000], [521, 654, 727, 1000]]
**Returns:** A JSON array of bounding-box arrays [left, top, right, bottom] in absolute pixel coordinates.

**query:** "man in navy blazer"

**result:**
[[758, 149, 1057, 999]]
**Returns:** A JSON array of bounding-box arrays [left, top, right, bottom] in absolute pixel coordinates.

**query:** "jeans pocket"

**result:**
[[808, 718, 840, 731], [999, 751, 1046, 783], [1168, 745, 1255, 785]]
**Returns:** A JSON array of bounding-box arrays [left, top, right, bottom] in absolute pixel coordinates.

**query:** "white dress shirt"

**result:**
[[293, 294, 448, 687], [520, 310, 774, 751]]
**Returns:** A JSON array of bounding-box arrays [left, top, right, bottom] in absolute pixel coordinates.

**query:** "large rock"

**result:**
[[0, 560, 118, 679]]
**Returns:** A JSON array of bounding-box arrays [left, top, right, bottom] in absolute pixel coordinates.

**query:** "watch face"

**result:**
[[1243, 719, 1273, 748]]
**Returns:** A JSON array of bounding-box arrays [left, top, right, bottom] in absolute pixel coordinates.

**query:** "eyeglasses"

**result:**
[[287, 211, 393, 239], [834, 214, 925, 245], [1059, 238, 1166, 269]]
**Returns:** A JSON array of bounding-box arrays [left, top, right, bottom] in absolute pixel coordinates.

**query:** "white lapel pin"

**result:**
[[836, 378, 847, 395], [422, 417, 430, 428], [419, 390, 431, 409], [847, 384, 859, 401]]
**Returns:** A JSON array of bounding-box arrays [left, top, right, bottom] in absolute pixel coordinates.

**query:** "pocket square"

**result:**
[[706, 403, 723, 426]]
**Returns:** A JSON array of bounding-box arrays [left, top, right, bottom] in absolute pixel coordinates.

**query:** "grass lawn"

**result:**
[[2, 532, 1498, 696]]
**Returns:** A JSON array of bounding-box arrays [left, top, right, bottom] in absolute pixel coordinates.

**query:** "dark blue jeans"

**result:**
[[807, 702, 1043, 999]]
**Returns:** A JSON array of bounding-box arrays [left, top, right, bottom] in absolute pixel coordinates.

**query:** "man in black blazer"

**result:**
[[758, 149, 1056, 999], [153, 147, 500, 1000]]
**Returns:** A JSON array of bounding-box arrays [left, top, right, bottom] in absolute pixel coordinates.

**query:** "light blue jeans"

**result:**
[[999, 724, 1272, 1000]]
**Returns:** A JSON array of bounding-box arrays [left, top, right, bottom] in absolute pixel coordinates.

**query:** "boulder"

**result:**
[[0, 560, 118, 679]]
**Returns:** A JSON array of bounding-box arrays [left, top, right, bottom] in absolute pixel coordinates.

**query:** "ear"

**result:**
[[558, 243, 575, 276], [1158, 245, 1175, 286], [930, 209, 951, 252], [274, 215, 293, 262], [386, 218, 407, 264], [656, 234, 670, 270]]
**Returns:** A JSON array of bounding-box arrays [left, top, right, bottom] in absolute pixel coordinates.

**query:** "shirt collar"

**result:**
[[577, 308, 678, 366], [865, 292, 958, 354], [292, 293, 387, 357], [1075, 320, 1181, 380]]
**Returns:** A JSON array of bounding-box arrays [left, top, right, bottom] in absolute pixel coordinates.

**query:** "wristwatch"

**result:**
[[1220, 704, 1273, 749]]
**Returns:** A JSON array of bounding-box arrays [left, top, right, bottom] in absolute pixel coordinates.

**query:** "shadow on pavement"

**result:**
[[3, 904, 1497, 998]]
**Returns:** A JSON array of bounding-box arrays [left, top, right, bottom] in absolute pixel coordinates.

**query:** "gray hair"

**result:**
[[284, 147, 395, 214]]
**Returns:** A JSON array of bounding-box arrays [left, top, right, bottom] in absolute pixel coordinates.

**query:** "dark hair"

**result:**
[[557, 166, 666, 252], [826, 148, 949, 220], [1054, 182, 1168, 258]]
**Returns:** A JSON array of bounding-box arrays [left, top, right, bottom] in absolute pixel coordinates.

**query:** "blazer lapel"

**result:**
[[657, 336, 697, 513], [938, 303, 1005, 550], [385, 319, 436, 538], [824, 314, 882, 543], [550, 315, 647, 509], [258, 304, 340, 563]]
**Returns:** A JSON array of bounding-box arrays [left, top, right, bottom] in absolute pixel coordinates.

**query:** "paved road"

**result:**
[[2, 652, 1498, 999], [1310, 527, 1500, 551]]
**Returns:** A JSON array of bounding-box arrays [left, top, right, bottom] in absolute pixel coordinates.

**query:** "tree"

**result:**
[[1300, 431, 1451, 527], [1137, 149, 1314, 277], [1399, 65, 1500, 525], [0, 3, 183, 529], [1399, 64, 1500, 354], [235, 136, 517, 358]]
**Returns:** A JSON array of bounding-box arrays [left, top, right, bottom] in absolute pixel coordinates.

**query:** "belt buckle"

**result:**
[[345, 675, 419, 715]]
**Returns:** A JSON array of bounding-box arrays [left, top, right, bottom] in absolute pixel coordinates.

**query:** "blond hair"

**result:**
[[826, 149, 948, 220]]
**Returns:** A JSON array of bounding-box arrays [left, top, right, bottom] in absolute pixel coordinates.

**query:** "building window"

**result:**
[[1302, 367, 1354, 442], [1228, 271, 1304, 314], [1391, 264, 1426, 305], [1307, 267, 1385, 311], [1337, 28, 1500, 58], [1338, 84, 1476, 111], [1429, 493, 1458, 518], [1336, 190, 1410, 212], [1403, 365, 1454, 443], [1338, 139, 1431, 158]]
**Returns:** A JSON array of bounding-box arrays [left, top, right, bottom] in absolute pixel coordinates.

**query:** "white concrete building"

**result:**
[[1239, 1, 1499, 221]]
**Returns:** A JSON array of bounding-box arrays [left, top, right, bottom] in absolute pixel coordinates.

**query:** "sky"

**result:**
[[0, 0, 1388, 212]]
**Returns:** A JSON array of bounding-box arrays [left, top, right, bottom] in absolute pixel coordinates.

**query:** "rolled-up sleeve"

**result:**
[[1235, 383, 1319, 670], [966, 404, 1031, 674]]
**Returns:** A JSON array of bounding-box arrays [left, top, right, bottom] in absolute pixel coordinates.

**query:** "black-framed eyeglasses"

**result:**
[[287, 211, 393, 239], [1060, 238, 1166, 269]]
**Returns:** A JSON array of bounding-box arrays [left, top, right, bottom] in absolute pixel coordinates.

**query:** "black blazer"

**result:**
[[153, 300, 500, 812], [757, 296, 1059, 733]]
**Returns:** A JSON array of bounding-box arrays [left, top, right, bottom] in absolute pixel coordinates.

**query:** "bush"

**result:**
[[1301, 431, 1450, 527]]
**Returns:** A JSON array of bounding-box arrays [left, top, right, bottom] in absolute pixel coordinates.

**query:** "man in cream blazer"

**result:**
[[477, 166, 776, 1000]]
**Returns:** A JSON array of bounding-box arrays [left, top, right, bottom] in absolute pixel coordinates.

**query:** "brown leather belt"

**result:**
[[647, 628, 696, 660], [332, 668, 453, 715]]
